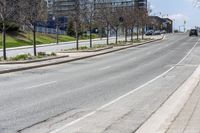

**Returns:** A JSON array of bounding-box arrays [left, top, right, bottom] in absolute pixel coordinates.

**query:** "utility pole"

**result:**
[[184, 20, 186, 33]]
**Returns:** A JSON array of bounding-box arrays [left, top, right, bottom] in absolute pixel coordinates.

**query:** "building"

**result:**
[[96, 0, 135, 7], [147, 16, 173, 33], [163, 18, 173, 33], [134, 0, 147, 9], [51, 0, 75, 15]]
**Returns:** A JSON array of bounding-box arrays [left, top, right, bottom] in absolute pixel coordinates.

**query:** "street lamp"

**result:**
[[52, 16, 59, 44]]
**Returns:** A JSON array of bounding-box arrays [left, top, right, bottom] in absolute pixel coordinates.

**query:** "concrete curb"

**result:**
[[60, 46, 113, 53], [135, 65, 200, 133], [0, 55, 69, 64], [0, 38, 163, 74]]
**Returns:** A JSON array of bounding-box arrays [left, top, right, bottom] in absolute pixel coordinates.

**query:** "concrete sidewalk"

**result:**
[[166, 82, 200, 133]]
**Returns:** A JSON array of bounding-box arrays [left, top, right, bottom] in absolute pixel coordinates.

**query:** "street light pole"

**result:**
[[53, 16, 59, 44], [56, 24, 59, 44]]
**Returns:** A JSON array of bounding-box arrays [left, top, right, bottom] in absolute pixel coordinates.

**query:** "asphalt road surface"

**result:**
[[0, 34, 200, 133]]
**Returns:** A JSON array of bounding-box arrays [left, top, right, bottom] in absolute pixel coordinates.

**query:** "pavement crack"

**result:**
[[103, 110, 133, 132], [17, 108, 76, 133], [48, 110, 86, 128]]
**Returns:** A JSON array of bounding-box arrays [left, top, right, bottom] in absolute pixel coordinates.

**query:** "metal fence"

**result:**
[[36, 26, 66, 35]]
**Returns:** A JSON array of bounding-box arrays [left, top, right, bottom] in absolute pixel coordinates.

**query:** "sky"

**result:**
[[148, 0, 200, 30]]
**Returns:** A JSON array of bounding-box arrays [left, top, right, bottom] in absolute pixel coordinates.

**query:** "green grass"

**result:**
[[0, 32, 78, 49], [0, 52, 57, 61]]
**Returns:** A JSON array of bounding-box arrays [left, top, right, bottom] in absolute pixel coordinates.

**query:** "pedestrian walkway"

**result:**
[[166, 82, 200, 133]]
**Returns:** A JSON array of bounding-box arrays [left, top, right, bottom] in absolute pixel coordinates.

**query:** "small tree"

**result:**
[[83, 0, 96, 48], [139, 9, 148, 39], [68, 0, 87, 50], [67, 20, 75, 37], [19, 0, 47, 56], [120, 5, 136, 42], [0, 0, 19, 60], [134, 7, 140, 40], [95, 0, 112, 45], [109, 6, 122, 44]]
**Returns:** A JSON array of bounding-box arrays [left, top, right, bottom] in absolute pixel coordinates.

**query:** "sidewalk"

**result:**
[[166, 82, 200, 133], [0, 35, 163, 57]]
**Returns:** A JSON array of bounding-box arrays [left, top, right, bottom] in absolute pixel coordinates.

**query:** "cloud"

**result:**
[[169, 13, 189, 21]]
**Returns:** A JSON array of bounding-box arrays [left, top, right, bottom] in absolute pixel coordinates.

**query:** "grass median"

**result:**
[[0, 32, 99, 49]]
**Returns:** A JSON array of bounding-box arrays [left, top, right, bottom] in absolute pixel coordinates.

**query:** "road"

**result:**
[[0, 34, 200, 133]]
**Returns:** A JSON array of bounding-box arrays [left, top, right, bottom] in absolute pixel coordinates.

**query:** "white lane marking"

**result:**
[[25, 81, 57, 90], [98, 66, 111, 71], [177, 38, 200, 65], [49, 38, 200, 133]]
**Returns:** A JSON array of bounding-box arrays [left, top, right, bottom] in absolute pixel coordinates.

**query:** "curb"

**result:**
[[135, 65, 200, 133], [0, 55, 69, 64], [0, 38, 163, 74], [60, 46, 113, 53]]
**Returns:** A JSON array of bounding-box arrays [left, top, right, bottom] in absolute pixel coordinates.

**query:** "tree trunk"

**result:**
[[137, 25, 139, 40], [115, 29, 118, 44], [125, 28, 128, 42], [89, 22, 92, 48], [106, 24, 109, 45], [33, 23, 37, 56], [131, 28, 133, 42], [142, 27, 144, 40], [2, 22, 6, 60], [75, 22, 79, 50], [56, 25, 59, 44]]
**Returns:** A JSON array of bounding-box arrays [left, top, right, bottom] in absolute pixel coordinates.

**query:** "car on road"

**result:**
[[154, 30, 161, 35], [145, 30, 154, 36], [160, 30, 167, 34], [189, 29, 198, 36]]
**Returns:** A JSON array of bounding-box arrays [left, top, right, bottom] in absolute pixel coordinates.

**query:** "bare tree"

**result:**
[[134, 7, 140, 40], [107, 6, 122, 44], [19, 0, 47, 56], [68, 0, 87, 50], [0, 0, 19, 60], [83, 0, 96, 48], [139, 9, 148, 39], [120, 5, 136, 42], [95, 0, 112, 45]]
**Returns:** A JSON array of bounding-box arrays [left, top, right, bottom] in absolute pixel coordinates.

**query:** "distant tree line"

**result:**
[[52, 0, 150, 50], [0, 0, 150, 60]]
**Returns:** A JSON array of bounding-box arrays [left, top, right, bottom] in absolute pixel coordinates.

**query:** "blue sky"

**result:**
[[148, 0, 200, 30]]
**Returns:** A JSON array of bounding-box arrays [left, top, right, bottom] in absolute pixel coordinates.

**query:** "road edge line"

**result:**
[[135, 39, 200, 133]]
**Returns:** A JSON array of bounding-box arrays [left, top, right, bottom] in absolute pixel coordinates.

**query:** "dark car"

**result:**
[[189, 29, 198, 36]]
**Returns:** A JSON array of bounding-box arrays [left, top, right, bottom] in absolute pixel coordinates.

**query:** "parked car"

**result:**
[[160, 30, 167, 34], [145, 30, 154, 36], [154, 30, 161, 35], [189, 29, 198, 36]]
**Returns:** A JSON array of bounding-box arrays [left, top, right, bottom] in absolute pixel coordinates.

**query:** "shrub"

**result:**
[[50, 52, 56, 56], [10, 54, 32, 61], [79, 46, 88, 50]]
